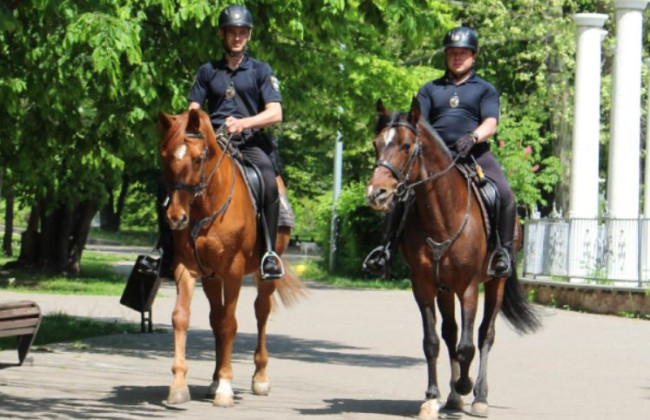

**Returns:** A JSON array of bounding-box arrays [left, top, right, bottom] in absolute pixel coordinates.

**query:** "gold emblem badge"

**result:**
[[225, 83, 236, 99], [449, 93, 459, 108]]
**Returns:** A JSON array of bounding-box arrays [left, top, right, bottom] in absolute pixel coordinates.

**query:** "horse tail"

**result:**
[[272, 257, 308, 308], [500, 271, 541, 334]]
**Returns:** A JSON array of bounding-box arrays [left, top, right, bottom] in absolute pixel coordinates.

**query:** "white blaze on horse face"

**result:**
[[173, 144, 188, 160], [383, 128, 397, 147]]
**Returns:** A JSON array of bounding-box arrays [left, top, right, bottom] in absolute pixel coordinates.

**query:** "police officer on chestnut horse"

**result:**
[[364, 26, 516, 279], [188, 5, 284, 280]]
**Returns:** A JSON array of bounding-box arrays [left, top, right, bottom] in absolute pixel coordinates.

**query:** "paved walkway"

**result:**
[[1, 263, 649, 419]]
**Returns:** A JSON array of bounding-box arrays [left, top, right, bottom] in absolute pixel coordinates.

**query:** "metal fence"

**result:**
[[522, 217, 650, 287]]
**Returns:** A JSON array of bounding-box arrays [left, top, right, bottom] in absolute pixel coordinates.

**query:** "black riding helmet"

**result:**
[[218, 5, 253, 29], [443, 26, 478, 52]]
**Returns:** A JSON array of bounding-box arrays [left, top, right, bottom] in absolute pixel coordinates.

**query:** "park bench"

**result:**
[[0, 300, 42, 366]]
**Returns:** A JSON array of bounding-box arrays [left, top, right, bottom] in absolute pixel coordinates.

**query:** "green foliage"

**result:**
[[313, 181, 409, 279]]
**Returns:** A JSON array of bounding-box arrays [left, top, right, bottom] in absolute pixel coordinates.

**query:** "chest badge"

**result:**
[[225, 83, 236, 99], [449, 93, 459, 108]]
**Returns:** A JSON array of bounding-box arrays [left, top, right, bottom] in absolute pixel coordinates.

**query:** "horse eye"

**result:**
[[193, 157, 202, 166], [401, 143, 411, 152]]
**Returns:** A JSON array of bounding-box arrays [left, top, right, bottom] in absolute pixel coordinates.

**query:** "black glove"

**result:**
[[455, 133, 476, 158]]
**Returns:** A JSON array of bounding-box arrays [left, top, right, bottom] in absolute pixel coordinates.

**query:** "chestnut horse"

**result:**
[[366, 98, 540, 419], [158, 109, 304, 407]]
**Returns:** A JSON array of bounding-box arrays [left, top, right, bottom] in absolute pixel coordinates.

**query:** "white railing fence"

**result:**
[[522, 217, 650, 287]]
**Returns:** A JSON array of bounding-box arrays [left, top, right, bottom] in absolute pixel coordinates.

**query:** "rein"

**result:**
[[374, 118, 470, 291]]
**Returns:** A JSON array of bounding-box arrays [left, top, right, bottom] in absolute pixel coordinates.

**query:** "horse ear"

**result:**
[[187, 108, 201, 134], [158, 112, 173, 132], [376, 99, 388, 116], [408, 97, 421, 126]]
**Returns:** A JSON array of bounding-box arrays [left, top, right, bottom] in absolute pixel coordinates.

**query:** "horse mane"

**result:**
[[376, 110, 453, 161], [416, 118, 454, 161]]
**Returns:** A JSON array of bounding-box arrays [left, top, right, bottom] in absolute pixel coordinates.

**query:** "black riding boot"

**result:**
[[493, 200, 516, 277], [363, 201, 405, 276], [261, 197, 283, 280]]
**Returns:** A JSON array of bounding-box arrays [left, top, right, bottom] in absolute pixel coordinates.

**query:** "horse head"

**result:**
[[366, 97, 422, 211], [158, 108, 217, 230]]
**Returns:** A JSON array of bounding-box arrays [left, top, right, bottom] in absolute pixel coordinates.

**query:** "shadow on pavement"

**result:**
[[50, 330, 422, 369]]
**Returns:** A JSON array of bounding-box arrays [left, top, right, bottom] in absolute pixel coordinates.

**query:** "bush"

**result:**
[[315, 181, 409, 279]]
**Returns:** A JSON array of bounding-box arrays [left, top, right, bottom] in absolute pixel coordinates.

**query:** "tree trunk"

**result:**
[[100, 175, 129, 232], [19, 202, 41, 265], [2, 183, 13, 256], [68, 201, 97, 274]]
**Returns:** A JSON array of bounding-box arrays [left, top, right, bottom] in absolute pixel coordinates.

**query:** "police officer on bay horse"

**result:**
[[365, 26, 517, 278], [188, 4, 284, 279]]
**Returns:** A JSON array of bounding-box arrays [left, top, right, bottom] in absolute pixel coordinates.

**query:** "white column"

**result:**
[[644, 58, 650, 217], [608, 0, 648, 218], [570, 14, 608, 219], [568, 14, 607, 281]]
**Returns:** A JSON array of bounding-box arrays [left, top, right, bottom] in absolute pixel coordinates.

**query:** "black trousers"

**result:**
[[474, 151, 514, 207], [239, 137, 278, 209]]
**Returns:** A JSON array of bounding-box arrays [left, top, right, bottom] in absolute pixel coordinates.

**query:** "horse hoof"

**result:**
[[252, 380, 271, 396], [444, 394, 464, 411], [418, 399, 440, 420], [454, 377, 474, 396], [213, 394, 235, 407], [212, 379, 235, 407], [166, 387, 191, 405], [471, 401, 489, 417]]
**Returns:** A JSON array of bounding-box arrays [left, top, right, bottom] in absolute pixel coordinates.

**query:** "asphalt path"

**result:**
[[1, 255, 649, 420]]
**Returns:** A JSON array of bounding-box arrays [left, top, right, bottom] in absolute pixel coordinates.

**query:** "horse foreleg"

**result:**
[[436, 291, 464, 411], [167, 264, 197, 405], [455, 282, 478, 397], [211, 276, 243, 407], [412, 276, 441, 420], [252, 274, 276, 395], [471, 277, 505, 418]]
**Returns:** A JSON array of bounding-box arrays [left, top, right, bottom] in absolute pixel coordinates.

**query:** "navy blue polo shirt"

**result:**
[[416, 72, 499, 146], [188, 55, 282, 128]]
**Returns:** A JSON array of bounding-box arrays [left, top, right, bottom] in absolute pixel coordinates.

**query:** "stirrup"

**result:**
[[362, 246, 391, 277], [260, 251, 284, 280], [487, 248, 512, 278]]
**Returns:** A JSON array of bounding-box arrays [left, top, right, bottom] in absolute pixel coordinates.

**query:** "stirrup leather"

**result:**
[[260, 251, 284, 280]]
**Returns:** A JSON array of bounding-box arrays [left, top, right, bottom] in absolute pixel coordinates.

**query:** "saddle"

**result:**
[[456, 162, 499, 246], [218, 137, 295, 229]]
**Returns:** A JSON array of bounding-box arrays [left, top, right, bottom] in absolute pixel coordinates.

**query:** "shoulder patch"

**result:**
[[270, 76, 280, 92]]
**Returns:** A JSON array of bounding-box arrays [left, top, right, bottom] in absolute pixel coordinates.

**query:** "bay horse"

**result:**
[[158, 109, 305, 407], [366, 98, 540, 419]]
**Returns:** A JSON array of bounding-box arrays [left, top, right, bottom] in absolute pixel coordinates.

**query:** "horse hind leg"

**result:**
[[251, 272, 276, 395], [166, 265, 197, 405], [471, 277, 506, 418]]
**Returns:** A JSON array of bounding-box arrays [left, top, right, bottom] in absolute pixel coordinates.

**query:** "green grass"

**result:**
[[0, 312, 144, 351], [1, 250, 132, 296], [298, 260, 412, 290]]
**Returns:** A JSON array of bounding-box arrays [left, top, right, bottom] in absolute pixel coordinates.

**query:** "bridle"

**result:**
[[166, 131, 224, 200], [373, 118, 460, 199]]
